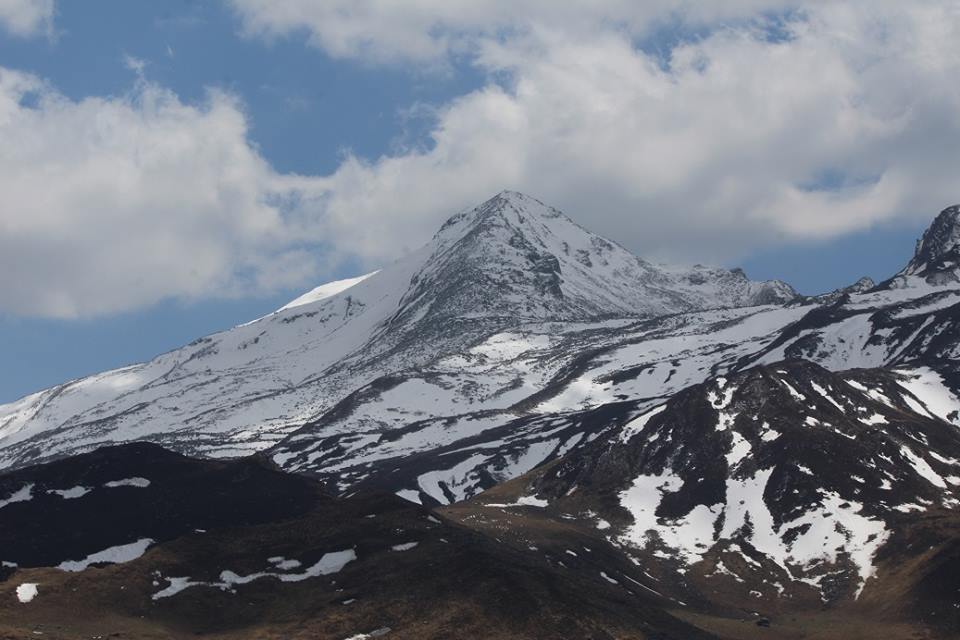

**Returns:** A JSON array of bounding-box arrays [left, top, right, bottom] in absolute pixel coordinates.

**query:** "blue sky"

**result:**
[[0, 1, 955, 402]]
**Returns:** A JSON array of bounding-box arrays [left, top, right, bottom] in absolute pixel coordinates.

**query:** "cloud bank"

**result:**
[[2, 1, 959, 317], [229, 1, 960, 263]]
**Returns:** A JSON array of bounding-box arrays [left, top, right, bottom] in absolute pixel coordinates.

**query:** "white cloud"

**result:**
[[3, 2, 960, 317], [227, 0, 798, 65], [229, 1, 960, 265], [0, 0, 54, 37], [0, 67, 323, 318]]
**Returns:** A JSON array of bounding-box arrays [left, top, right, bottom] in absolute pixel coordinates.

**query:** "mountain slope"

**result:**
[[0, 191, 794, 471], [444, 359, 960, 637], [527, 359, 960, 597], [4, 198, 960, 514], [272, 273, 960, 503]]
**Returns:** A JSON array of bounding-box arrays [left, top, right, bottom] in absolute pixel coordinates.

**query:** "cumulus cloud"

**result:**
[[0, 67, 323, 318], [0, 0, 54, 37], [233, 0, 960, 265]]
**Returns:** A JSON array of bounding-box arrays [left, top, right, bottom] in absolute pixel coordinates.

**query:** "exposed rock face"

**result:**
[[888, 204, 960, 287]]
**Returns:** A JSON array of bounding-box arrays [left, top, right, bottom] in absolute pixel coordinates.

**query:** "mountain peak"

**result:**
[[493, 189, 542, 204], [406, 191, 796, 325], [912, 204, 960, 262], [434, 190, 564, 245], [892, 204, 960, 286]]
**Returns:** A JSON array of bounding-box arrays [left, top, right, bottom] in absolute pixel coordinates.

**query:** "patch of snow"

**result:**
[[153, 549, 357, 599], [708, 380, 737, 432], [391, 542, 418, 552], [619, 470, 722, 565], [707, 560, 744, 583], [152, 576, 201, 600], [895, 367, 960, 426], [784, 493, 888, 599], [900, 445, 947, 488], [780, 379, 806, 401], [417, 454, 490, 505], [847, 380, 868, 392], [725, 431, 752, 469], [0, 484, 33, 510], [16, 583, 38, 603], [298, 550, 357, 578], [394, 489, 422, 504], [620, 404, 667, 442], [618, 466, 892, 600], [620, 572, 663, 596], [58, 538, 153, 572], [516, 495, 549, 507], [268, 557, 302, 570], [867, 390, 894, 407], [278, 272, 378, 312], [930, 451, 960, 465], [811, 382, 844, 412], [103, 477, 150, 489], [48, 486, 90, 499], [485, 495, 549, 508], [893, 503, 926, 513]]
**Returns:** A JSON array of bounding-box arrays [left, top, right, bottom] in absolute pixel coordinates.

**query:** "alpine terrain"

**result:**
[[3, 193, 960, 639]]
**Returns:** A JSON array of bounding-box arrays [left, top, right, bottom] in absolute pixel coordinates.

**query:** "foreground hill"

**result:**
[[0, 443, 715, 640]]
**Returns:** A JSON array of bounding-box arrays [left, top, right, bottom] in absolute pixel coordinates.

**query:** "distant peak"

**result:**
[[480, 190, 559, 217], [914, 205, 960, 260], [897, 204, 960, 283], [493, 189, 534, 202]]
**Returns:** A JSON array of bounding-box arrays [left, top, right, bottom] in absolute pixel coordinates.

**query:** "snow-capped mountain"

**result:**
[[2, 194, 960, 510], [4, 195, 960, 639], [0, 191, 794, 471], [273, 203, 960, 502], [399, 191, 795, 324]]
